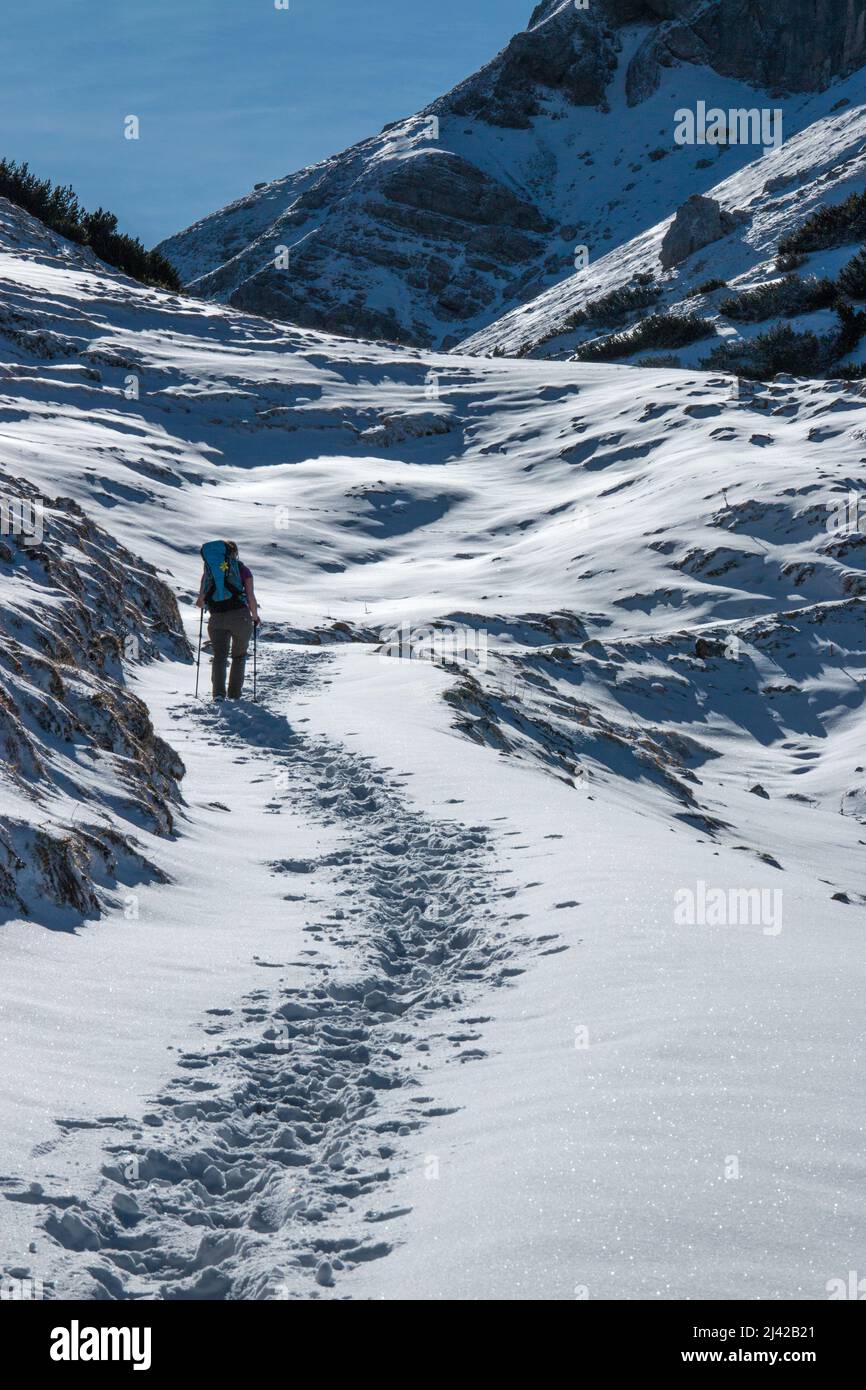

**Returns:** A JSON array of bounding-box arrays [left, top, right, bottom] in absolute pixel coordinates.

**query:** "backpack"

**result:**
[[201, 540, 247, 613]]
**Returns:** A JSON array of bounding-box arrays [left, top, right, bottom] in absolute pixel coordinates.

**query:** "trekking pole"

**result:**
[[253, 621, 258, 702], [194, 607, 204, 698]]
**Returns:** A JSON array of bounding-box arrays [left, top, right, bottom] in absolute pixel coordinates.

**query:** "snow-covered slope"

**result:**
[[1, 194, 864, 1300], [0, 203, 191, 924], [155, 1, 866, 350], [0, 469, 187, 925], [460, 91, 866, 372]]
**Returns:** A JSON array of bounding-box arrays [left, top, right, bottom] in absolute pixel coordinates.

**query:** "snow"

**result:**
[[305, 653, 863, 1301], [460, 88, 866, 363], [1, 193, 864, 1300], [156, 30, 858, 351]]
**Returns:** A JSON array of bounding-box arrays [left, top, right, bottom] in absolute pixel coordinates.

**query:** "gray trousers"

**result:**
[[208, 608, 253, 698]]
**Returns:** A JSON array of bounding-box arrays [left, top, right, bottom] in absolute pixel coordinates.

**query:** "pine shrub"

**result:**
[[778, 191, 866, 256], [838, 247, 866, 299], [0, 158, 181, 292], [719, 275, 837, 322], [573, 313, 715, 363], [563, 279, 661, 331], [701, 304, 866, 380]]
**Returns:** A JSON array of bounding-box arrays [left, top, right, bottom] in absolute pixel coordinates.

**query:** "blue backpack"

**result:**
[[201, 540, 247, 612]]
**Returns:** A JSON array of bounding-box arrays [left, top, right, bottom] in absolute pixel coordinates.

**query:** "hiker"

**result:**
[[196, 540, 260, 700]]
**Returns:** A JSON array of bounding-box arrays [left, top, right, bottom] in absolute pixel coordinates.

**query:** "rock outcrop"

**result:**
[[625, 0, 866, 103], [0, 469, 190, 923], [448, 4, 619, 128], [215, 150, 555, 346], [659, 193, 741, 269], [157, 1, 866, 349]]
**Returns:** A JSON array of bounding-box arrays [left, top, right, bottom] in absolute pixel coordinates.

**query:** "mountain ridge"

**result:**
[[458, 89, 866, 376], [155, 1, 866, 349]]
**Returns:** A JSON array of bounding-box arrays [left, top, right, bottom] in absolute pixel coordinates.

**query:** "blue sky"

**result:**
[[1, 0, 532, 247]]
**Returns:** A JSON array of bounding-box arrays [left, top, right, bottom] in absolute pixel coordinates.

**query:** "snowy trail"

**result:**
[[16, 643, 559, 1300], [2, 196, 865, 1302]]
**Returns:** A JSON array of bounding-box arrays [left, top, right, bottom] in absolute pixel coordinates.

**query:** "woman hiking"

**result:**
[[196, 539, 260, 700]]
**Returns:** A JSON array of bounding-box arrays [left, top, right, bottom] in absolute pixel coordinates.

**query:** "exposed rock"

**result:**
[[194, 148, 555, 348], [694, 636, 728, 660], [660, 194, 741, 269], [157, 1, 866, 348], [358, 411, 453, 447], [0, 468, 190, 923], [449, 5, 619, 128], [627, 0, 866, 103]]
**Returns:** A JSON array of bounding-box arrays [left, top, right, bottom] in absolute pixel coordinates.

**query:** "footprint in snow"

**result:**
[[29, 645, 546, 1300]]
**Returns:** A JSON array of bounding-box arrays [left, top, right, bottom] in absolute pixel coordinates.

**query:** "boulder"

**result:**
[[660, 194, 739, 269]]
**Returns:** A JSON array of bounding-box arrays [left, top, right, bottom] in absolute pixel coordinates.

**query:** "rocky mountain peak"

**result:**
[[625, 0, 866, 102], [157, 0, 866, 351], [520, 1, 866, 107]]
